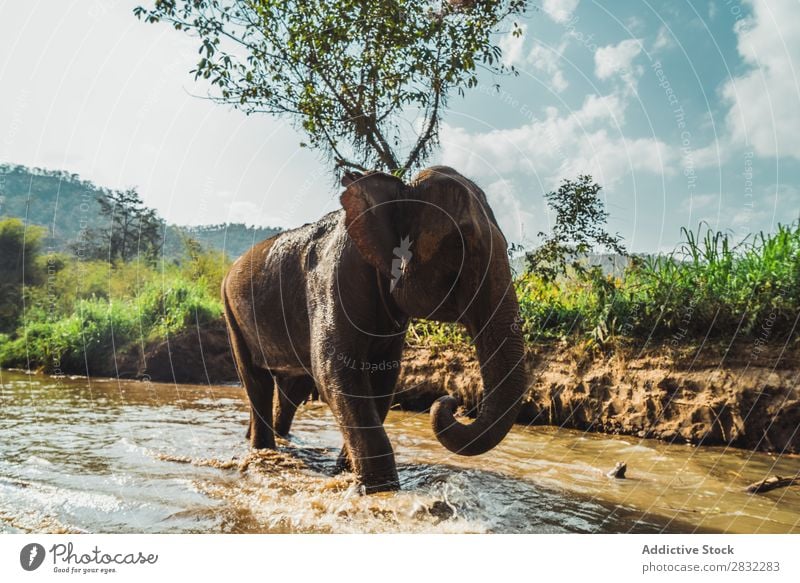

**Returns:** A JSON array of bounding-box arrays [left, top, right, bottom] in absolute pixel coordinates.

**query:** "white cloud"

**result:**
[[653, 25, 675, 52], [541, 0, 580, 24], [573, 93, 625, 123], [527, 41, 570, 93], [720, 0, 800, 160], [484, 179, 539, 243], [594, 39, 643, 81], [625, 16, 646, 34], [499, 28, 570, 93], [691, 142, 725, 168], [550, 70, 569, 93], [499, 23, 527, 67], [682, 192, 720, 212], [440, 92, 675, 189]]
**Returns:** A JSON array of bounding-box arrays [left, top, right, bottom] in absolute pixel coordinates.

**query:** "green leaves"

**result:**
[[526, 175, 627, 283], [72, 188, 164, 264], [134, 0, 527, 174]]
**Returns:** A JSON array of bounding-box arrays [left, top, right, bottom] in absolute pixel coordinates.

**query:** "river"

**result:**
[[1, 370, 798, 534]]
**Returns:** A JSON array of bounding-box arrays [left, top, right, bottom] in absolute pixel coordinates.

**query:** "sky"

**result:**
[[0, 0, 799, 252]]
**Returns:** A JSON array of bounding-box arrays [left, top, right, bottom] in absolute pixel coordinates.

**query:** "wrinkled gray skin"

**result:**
[[222, 166, 528, 493]]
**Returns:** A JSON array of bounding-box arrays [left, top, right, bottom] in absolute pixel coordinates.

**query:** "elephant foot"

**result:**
[[351, 453, 401, 493], [249, 426, 276, 450], [332, 452, 398, 492], [333, 447, 352, 474], [360, 473, 401, 494], [250, 437, 276, 450], [334, 450, 401, 494], [247, 403, 277, 449]]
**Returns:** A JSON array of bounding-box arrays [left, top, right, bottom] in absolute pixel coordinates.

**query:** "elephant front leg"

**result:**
[[334, 359, 402, 475], [338, 404, 399, 493], [322, 373, 400, 493]]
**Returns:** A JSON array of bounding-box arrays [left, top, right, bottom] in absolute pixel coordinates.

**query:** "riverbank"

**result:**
[[397, 341, 800, 455], [19, 322, 798, 456]]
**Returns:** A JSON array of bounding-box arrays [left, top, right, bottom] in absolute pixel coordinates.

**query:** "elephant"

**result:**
[[221, 165, 528, 493]]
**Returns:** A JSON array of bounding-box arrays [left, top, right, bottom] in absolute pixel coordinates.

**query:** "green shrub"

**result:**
[[135, 277, 223, 338], [614, 223, 800, 341], [0, 218, 47, 332], [0, 298, 138, 372], [1, 274, 223, 373]]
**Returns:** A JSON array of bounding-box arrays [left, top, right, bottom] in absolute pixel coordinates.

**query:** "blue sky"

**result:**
[[1, 0, 798, 252]]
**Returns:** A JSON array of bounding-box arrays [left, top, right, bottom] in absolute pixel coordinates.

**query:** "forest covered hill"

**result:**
[[0, 163, 282, 259]]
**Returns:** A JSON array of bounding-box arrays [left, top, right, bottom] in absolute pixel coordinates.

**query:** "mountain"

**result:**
[[0, 163, 282, 258], [0, 164, 110, 250]]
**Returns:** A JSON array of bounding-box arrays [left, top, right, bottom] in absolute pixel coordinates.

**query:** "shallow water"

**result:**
[[0, 370, 798, 534]]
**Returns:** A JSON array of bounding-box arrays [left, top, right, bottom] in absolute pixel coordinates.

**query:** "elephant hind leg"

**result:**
[[223, 287, 276, 450], [242, 368, 276, 449], [274, 375, 316, 437]]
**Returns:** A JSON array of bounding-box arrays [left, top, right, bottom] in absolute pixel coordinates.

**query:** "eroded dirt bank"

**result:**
[[116, 326, 799, 454], [397, 343, 800, 455], [116, 323, 237, 383]]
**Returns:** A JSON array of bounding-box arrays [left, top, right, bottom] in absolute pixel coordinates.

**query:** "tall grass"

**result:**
[[616, 223, 799, 341], [411, 223, 800, 347]]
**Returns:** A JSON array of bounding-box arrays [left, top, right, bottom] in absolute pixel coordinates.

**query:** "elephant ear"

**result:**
[[340, 171, 404, 276]]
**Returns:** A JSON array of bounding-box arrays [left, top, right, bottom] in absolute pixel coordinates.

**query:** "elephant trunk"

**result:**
[[431, 285, 528, 456]]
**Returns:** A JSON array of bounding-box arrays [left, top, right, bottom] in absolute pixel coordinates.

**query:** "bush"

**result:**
[[0, 298, 138, 373], [135, 277, 223, 338], [615, 223, 800, 341], [1, 268, 223, 373], [0, 218, 46, 332]]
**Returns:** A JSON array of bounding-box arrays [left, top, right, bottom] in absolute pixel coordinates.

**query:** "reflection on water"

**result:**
[[0, 370, 798, 533]]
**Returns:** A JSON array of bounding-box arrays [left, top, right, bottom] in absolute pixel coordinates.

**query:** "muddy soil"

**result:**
[[116, 322, 237, 383], [116, 324, 799, 454], [397, 341, 800, 454]]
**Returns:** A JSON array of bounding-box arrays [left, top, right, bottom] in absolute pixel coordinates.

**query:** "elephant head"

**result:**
[[340, 166, 528, 456]]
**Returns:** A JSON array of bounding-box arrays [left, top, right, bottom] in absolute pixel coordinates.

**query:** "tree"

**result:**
[[0, 218, 45, 332], [526, 175, 626, 281], [134, 0, 526, 176], [75, 189, 164, 263], [179, 233, 231, 296]]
